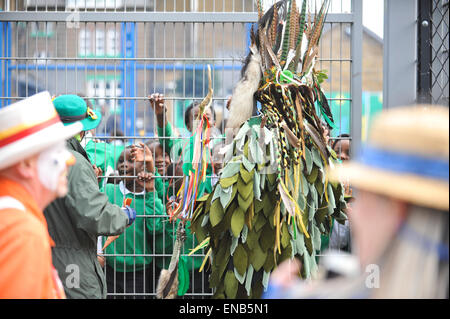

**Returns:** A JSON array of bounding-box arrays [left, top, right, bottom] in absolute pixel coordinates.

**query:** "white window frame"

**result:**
[[95, 29, 105, 57], [79, 28, 91, 56], [106, 29, 119, 57]]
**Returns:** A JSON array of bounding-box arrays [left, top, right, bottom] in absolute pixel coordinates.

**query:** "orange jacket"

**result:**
[[0, 177, 65, 299]]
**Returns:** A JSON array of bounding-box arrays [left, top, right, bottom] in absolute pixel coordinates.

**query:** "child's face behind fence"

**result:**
[[189, 105, 214, 132], [333, 139, 350, 162], [153, 145, 171, 176], [118, 148, 144, 180]]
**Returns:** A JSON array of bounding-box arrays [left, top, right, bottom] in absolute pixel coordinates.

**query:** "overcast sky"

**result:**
[[362, 0, 383, 38]]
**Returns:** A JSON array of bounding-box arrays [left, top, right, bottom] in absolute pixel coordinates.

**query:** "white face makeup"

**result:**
[[37, 141, 75, 197]]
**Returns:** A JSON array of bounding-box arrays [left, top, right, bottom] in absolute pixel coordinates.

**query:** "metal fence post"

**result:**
[[351, 0, 363, 155], [383, 0, 418, 108], [417, 0, 433, 103], [0, 8, 5, 108]]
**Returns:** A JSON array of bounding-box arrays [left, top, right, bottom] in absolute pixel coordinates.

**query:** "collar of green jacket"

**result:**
[[67, 137, 90, 162]]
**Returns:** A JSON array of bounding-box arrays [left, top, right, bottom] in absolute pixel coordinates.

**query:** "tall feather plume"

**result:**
[[265, 23, 277, 70], [306, 8, 312, 38], [256, 0, 267, 72], [313, 0, 330, 46], [263, 31, 282, 70], [263, 23, 274, 70], [302, 0, 329, 73], [267, 16, 274, 49], [273, 23, 283, 57], [301, 8, 314, 71], [289, 0, 298, 52], [273, 1, 289, 58], [271, 4, 279, 50], [310, 0, 329, 48], [280, 0, 292, 63], [304, 46, 319, 73], [277, 22, 285, 61], [289, 0, 307, 71]]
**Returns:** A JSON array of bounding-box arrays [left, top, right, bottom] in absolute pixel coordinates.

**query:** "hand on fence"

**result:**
[[149, 93, 167, 128], [149, 93, 166, 116], [130, 142, 155, 173], [165, 199, 176, 216], [137, 171, 155, 192], [130, 143, 153, 162]]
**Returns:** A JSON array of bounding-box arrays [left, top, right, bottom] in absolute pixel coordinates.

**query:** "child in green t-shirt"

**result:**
[[103, 145, 170, 298]]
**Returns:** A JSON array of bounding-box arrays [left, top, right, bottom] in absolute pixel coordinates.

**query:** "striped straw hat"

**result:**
[[329, 105, 449, 210], [0, 91, 82, 170]]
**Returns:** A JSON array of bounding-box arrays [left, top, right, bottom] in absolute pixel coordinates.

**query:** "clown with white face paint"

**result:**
[[0, 91, 82, 299], [37, 141, 76, 198]]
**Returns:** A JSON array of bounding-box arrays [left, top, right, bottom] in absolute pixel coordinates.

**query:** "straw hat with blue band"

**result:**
[[53, 94, 102, 131], [328, 105, 449, 211]]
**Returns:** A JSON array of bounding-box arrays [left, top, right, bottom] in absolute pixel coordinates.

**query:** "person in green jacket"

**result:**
[[103, 145, 169, 299], [44, 95, 136, 299]]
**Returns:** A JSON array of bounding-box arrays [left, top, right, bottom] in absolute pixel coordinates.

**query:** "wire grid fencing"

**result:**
[[429, 0, 449, 105], [418, 0, 449, 105], [0, 0, 362, 298]]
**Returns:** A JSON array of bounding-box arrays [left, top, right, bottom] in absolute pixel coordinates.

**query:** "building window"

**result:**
[[79, 29, 91, 56], [30, 22, 54, 38], [95, 29, 105, 56], [86, 75, 122, 112], [107, 29, 119, 57], [67, 0, 123, 9]]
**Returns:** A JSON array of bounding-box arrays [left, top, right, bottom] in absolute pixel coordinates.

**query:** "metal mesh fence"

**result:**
[[418, 0, 449, 105], [0, 0, 362, 298], [429, 0, 449, 105]]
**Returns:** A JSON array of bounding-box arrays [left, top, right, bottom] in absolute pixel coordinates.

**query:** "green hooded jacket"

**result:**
[[44, 138, 129, 299]]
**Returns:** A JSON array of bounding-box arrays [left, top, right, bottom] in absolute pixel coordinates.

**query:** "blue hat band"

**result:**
[[359, 146, 449, 181]]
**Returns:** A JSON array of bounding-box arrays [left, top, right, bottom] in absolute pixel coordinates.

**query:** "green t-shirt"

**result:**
[[103, 182, 169, 272]]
